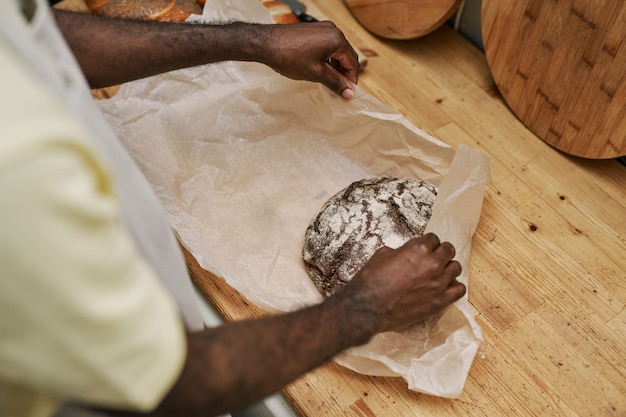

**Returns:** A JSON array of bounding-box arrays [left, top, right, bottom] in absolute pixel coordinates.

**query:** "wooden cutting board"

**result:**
[[482, 0, 626, 159], [343, 0, 463, 40]]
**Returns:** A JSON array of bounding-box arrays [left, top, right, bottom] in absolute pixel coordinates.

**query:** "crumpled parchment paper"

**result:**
[[96, 0, 489, 398]]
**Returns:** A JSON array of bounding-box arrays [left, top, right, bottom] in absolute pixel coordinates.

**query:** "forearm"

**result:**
[[166, 293, 377, 416], [53, 10, 268, 88], [108, 290, 378, 417]]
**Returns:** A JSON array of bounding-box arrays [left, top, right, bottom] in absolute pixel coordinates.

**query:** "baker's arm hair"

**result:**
[[101, 234, 464, 417], [52, 10, 359, 99], [121, 293, 376, 416]]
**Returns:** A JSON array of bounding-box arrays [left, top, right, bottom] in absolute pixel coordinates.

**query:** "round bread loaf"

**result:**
[[260, 0, 300, 24], [84, 0, 202, 22], [303, 177, 437, 297]]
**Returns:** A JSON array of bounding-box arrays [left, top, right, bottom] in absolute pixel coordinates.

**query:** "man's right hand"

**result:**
[[255, 21, 359, 100], [339, 233, 466, 334]]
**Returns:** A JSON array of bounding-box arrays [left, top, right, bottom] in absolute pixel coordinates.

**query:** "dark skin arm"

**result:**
[[104, 233, 465, 416], [52, 10, 359, 99]]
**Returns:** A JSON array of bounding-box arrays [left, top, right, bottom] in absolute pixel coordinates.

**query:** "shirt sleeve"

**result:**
[[0, 35, 186, 412]]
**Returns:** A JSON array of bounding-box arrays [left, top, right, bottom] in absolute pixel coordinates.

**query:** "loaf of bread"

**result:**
[[260, 0, 300, 24], [303, 177, 438, 297], [84, 0, 299, 23], [84, 0, 203, 22]]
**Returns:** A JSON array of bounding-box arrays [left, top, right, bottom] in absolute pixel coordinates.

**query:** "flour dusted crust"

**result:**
[[303, 177, 438, 297]]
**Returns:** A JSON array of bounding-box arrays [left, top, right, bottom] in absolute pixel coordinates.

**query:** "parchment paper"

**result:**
[[97, 0, 489, 398]]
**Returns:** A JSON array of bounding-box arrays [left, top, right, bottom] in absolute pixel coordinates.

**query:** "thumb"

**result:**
[[340, 84, 355, 100], [321, 64, 356, 100]]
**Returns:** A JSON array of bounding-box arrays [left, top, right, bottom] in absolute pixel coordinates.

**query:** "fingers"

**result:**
[[322, 40, 359, 99], [444, 279, 467, 303], [405, 233, 463, 286], [269, 21, 359, 99], [410, 233, 455, 263], [417, 232, 441, 250], [435, 241, 456, 263], [328, 49, 359, 84], [321, 61, 358, 100], [442, 259, 463, 288], [319, 21, 359, 84], [432, 240, 462, 287], [443, 259, 462, 278]]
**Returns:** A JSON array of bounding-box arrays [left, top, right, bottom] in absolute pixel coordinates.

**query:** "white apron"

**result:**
[[0, 3, 241, 415], [0, 0, 204, 332]]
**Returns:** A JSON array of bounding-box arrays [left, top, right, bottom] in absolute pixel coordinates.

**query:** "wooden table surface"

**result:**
[[189, 0, 626, 416]]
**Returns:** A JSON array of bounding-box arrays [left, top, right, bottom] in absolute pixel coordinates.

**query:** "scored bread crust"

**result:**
[[303, 177, 437, 297]]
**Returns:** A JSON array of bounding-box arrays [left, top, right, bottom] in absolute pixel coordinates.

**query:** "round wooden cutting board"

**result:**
[[482, 0, 626, 159], [343, 0, 463, 40]]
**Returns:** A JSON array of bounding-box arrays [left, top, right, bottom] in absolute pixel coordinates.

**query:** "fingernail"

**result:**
[[341, 88, 354, 100]]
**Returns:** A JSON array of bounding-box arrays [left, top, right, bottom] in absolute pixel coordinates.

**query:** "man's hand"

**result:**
[[257, 21, 359, 99], [339, 233, 466, 333]]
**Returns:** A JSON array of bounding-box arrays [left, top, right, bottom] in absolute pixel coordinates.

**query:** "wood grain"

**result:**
[[343, 0, 463, 40], [482, 0, 626, 159], [187, 0, 625, 415]]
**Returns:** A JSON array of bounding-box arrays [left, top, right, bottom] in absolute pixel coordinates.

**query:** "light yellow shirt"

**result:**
[[0, 2, 186, 415]]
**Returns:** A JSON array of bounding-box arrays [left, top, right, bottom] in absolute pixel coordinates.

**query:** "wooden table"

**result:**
[[189, 0, 626, 416]]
